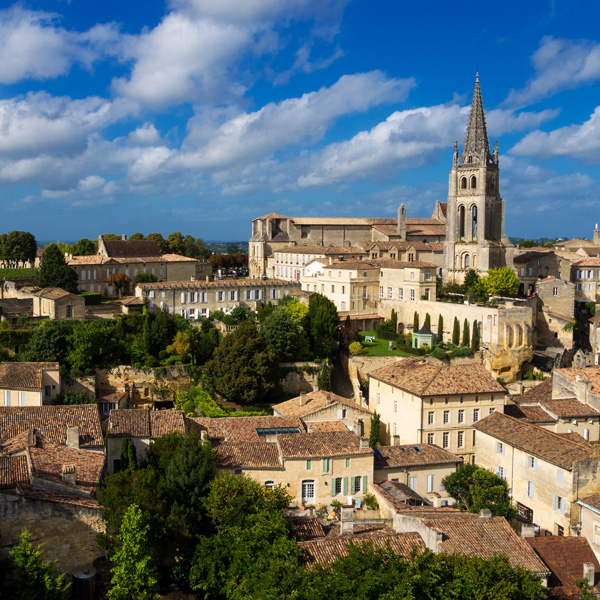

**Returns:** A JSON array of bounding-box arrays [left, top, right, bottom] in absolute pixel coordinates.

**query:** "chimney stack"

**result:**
[[307, 424, 314, 433], [359, 437, 369, 449], [479, 509, 492, 518], [299, 393, 307, 406], [66, 426, 79, 449], [121, 234, 127, 240], [62, 464, 76, 485], [392, 434, 400, 446], [326, 394, 333, 407], [520, 524, 536, 538], [583, 563, 595, 586], [340, 506, 354, 535]]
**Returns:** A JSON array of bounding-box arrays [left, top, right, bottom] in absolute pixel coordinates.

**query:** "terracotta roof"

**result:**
[[299, 532, 425, 566], [555, 367, 600, 396], [285, 516, 326, 540], [273, 391, 371, 419], [574, 258, 600, 267], [542, 398, 599, 418], [274, 245, 366, 256], [429, 242, 445, 252], [137, 278, 297, 290], [378, 480, 429, 504], [0, 405, 103, 448], [503, 404, 554, 423], [374, 444, 461, 469], [579, 247, 600, 257], [580, 494, 600, 511], [291, 217, 397, 226], [107, 409, 185, 438], [255, 212, 289, 220], [526, 536, 600, 597], [277, 431, 372, 459], [473, 412, 596, 470], [97, 389, 128, 404], [0, 362, 59, 390], [513, 378, 554, 404], [68, 253, 197, 266], [0, 455, 29, 489], [102, 239, 161, 258], [33, 288, 73, 299], [0, 428, 37, 454], [189, 416, 306, 442], [369, 357, 505, 396], [213, 441, 282, 469], [14, 484, 101, 509], [306, 421, 350, 432], [513, 250, 553, 263]]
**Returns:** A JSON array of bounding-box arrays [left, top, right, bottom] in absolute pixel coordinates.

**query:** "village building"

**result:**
[[571, 258, 600, 303], [368, 357, 506, 460], [577, 494, 600, 561], [473, 411, 600, 536], [0, 362, 61, 406], [534, 277, 575, 349]]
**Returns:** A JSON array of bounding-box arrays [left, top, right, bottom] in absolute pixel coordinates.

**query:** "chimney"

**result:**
[[515, 383, 524, 395], [121, 234, 127, 240], [326, 394, 333, 407], [66, 426, 79, 449], [353, 418, 363, 438], [359, 437, 369, 449], [200, 430, 207, 442], [299, 393, 307, 406], [340, 506, 354, 535], [392, 434, 400, 446], [329, 257, 333, 265], [307, 424, 314, 433], [479, 509, 492, 518], [521, 524, 536, 538], [583, 563, 595, 586], [62, 464, 76, 485]]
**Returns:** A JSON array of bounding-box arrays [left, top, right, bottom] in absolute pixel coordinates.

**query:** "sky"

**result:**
[[2, 0, 600, 242]]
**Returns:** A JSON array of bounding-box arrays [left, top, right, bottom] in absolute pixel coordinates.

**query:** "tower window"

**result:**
[[472, 205, 477, 239], [459, 205, 466, 238], [470, 175, 477, 189], [464, 254, 470, 268], [460, 177, 467, 189]]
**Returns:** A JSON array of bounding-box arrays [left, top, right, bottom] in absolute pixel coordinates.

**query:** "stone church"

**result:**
[[249, 74, 513, 282]]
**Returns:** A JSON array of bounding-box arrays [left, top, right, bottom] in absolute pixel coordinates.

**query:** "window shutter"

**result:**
[[331, 478, 336, 497], [362, 475, 367, 495], [337, 409, 344, 420], [552, 494, 557, 510], [561, 500, 566, 516], [501, 444, 505, 457], [343, 477, 348, 496], [496, 466, 500, 476], [533, 458, 537, 472], [557, 470, 563, 484]]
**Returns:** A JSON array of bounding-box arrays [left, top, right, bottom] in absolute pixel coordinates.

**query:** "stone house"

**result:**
[[474, 411, 600, 536], [0, 362, 61, 406], [0, 281, 84, 320], [378, 261, 438, 306], [513, 250, 565, 296], [272, 391, 372, 432], [368, 357, 506, 461], [535, 277, 575, 348], [571, 258, 600, 303], [106, 409, 186, 472], [135, 278, 299, 319], [577, 494, 600, 560], [373, 443, 462, 504]]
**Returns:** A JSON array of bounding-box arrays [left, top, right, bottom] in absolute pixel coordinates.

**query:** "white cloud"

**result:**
[[505, 36, 600, 107], [128, 123, 163, 146]]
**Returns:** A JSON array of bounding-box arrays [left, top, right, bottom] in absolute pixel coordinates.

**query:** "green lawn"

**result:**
[[358, 331, 411, 357], [0, 268, 37, 280]]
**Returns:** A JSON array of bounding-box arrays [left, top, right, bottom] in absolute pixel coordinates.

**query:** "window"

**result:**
[[443, 410, 449, 424], [553, 287, 558, 296], [489, 408, 496, 415], [427, 475, 434, 492], [306, 460, 312, 471], [345, 458, 350, 468], [527, 481, 535, 498], [410, 289, 415, 302], [4, 390, 11, 406], [331, 285, 335, 293], [394, 400, 398, 413], [377, 392, 381, 405], [557, 470, 563, 484], [379, 286, 383, 298], [302, 480, 315, 503], [45, 386, 51, 397], [496, 466, 505, 479], [323, 458, 331, 473], [458, 409, 465, 424], [427, 411, 434, 425], [409, 477, 417, 491], [387, 287, 392, 299], [442, 432, 449, 449], [557, 525, 564, 536], [585, 428, 590, 441], [427, 433, 434, 444], [265, 481, 274, 490], [496, 441, 505, 455], [341, 286, 345, 294], [457, 431, 464, 448], [553, 495, 566, 515], [398, 288, 403, 300], [527, 456, 537, 471], [334, 477, 342, 495], [473, 408, 479, 422], [353, 476, 362, 494], [66, 305, 73, 318]]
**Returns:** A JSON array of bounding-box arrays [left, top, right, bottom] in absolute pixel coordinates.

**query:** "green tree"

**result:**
[[369, 412, 381, 448], [51, 390, 96, 405], [307, 294, 339, 358], [0, 231, 37, 263], [317, 363, 332, 392], [19, 320, 76, 365], [166, 330, 192, 360], [261, 309, 306, 361], [6, 530, 69, 600], [390, 309, 397, 333], [132, 271, 158, 286], [281, 297, 309, 325], [72, 238, 96, 255], [129, 232, 145, 240], [146, 233, 169, 253], [108, 505, 160, 600], [413, 311, 419, 332], [67, 320, 124, 376], [519, 240, 536, 248], [442, 464, 516, 518], [463, 268, 479, 290], [437, 314, 444, 343], [424, 313, 431, 330], [167, 232, 186, 255], [203, 320, 278, 403], [35, 244, 78, 293], [461, 318, 470, 347], [481, 266, 520, 297], [452, 317, 460, 345], [471, 319, 480, 350]]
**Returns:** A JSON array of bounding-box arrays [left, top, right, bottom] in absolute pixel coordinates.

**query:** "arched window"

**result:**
[[460, 177, 467, 189], [472, 205, 477, 239], [459, 205, 466, 238], [470, 175, 477, 189], [464, 254, 470, 268]]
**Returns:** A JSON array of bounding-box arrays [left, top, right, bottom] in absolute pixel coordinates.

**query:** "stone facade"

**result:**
[[0, 362, 61, 406], [514, 251, 569, 296], [572, 259, 600, 303], [535, 278, 575, 349]]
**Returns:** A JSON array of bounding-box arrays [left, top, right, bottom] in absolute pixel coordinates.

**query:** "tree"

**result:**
[[166, 330, 192, 360], [437, 314, 443, 343], [306, 294, 339, 358], [129, 232, 145, 240], [452, 317, 460, 345], [369, 412, 381, 448], [519, 240, 536, 248], [146, 233, 169, 253], [229, 306, 253, 324], [471, 319, 480, 350], [413, 311, 419, 332], [72, 238, 96, 255], [51, 390, 96, 405], [281, 297, 309, 325], [203, 320, 278, 403], [461, 318, 470, 347], [317, 363, 332, 392], [481, 266, 520, 297], [463, 268, 479, 290], [390, 309, 397, 333], [35, 244, 78, 293], [167, 232, 186, 255], [108, 272, 131, 296], [67, 320, 124, 376], [6, 530, 70, 600], [20, 320, 76, 365], [120, 439, 137, 471], [132, 271, 158, 286], [442, 464, 516, 518], [261, 309, 306, 361], [0, 231, 37, 263], [108, 505, 160, 600], [424, 313, 431, 330]]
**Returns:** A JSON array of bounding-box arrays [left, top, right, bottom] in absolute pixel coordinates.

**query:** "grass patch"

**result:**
[[0, 268, 37, 280], [358, 331, 411, 357]]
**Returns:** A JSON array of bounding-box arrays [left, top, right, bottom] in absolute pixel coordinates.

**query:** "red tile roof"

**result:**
[[374, 444, 462, 469], [277, 431, 372, 459], [0, 455, 29, 489], [108, 409, 185, 438], [555, 367, 600, 396], [213, 441, 282, 469], [0, 362, 59, 390], [189, 416, 306, 442], [286, 516, 326, 540], [273, 391, 371, 419]]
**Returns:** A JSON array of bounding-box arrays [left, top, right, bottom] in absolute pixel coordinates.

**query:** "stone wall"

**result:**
[[62, 376, 96, 395], [0, 493, 104, 577], [278, 362, 321, 394]]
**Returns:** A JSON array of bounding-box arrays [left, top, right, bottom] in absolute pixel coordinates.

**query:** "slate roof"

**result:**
[[0, 455, 29, 489], [272, 391, 371, 419], [189, 416, 306, 442], [0, 362, 59, 391], [374, 444, 461, 469], [107, 409, 185, 438], [102, 239, 161, 258], [369, 357, 505, 397], [213, 441, 282, 469], [277, 431, 372, 459], [473, 412, 597, 470], [0, 405, 103, 448], [526, 536, 600, 597]]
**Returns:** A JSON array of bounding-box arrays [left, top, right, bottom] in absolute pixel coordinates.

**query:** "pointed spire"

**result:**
[[463, 71, 491, 163]]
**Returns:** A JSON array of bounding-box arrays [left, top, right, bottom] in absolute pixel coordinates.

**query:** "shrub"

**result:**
[[430, 347, 448, 360], [421, 344, 431, 354], [349, 341, 367, 355], [362, 493, 379, 510]]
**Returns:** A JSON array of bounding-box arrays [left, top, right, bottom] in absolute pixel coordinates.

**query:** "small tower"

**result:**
[[397, 204, 406, 241]]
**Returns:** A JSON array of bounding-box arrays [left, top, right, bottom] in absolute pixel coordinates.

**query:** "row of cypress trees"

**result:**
[[412, 311, 480, 350]]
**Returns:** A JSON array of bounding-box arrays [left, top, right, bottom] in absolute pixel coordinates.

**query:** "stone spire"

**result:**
[[462, 72, 491, 163]]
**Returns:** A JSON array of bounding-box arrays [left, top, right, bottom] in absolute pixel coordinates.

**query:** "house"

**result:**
[[0, 362, 61, 406], [106, 409, 186, 472], [272, 391, 372, 432], [368, 357, 506, 460], [473, 411, 600, 536], [378, 261, 439, 305], [535, 277, 575, 349], [0, 281, 84, 320], [578, 494, 600, 560], [572, 259, 600, 303], [373, 443, 462, 503], [513, 250, 565, 296]]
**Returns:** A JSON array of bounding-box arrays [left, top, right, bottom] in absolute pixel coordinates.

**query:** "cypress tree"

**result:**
[[369, 412, 381, 448], [471, 319, 480, 351], [437, 315, 444, 343], [424, 313, 431, 330], [413, 311, 419, 332], [462, 318, 470, 347], [390, 309, 397, 333], [452, 317, 460, 346], [120, 439, 131, 471]]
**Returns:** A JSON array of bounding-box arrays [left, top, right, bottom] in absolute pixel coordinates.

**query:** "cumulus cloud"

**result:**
[[505, 36, 600, 107]]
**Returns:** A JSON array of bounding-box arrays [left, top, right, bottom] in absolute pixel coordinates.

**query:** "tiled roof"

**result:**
[[274, 245, 366, 256], [0, 455, 29, 489], [15, 484, 101, 509], [369, 357, 505, 396], [429, 242, 445, 252], [513, 378, 554, 404], [97, 389, 128, 404], [0, 362, 59, 390], [473, 412, 596, 469], [503, 404, 554, 423], [34, 288, 73, 299], [426, 514, 549, 573], [574, 257, 600, 267], [379, 480, 429, 504], [542, 398, 599, 418], [273, 391, 371, 418], [513, 250, 552, 264], [0, 405, 103, 447], [108, 409, 185, 438], [255, 212, 289, 220], [189, 416, 306, 442], [580, 494, 600, 511], [213, 441, 282, 469], [68, 253, 197, 266], [305, 421, 349, 432], [27, 433, 105, 492], [555, 367, 600, 396], [526, 536, 600, 597], [137, 278, 296, 290], [277, 431, 372, 459], [0, 428, 37, 454], [291, 217, 397, 226], [579, 247, 600, 257], [374, 444, 461, 469], [102, 239, 161, 258], [285, 516, 326, 540]]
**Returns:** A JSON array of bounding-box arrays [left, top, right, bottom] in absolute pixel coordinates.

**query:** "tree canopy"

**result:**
[[481, 266, 520, 297], [307, 293, 339, 358], [0, 231, 37, 263], [35, 243, 78, 293]]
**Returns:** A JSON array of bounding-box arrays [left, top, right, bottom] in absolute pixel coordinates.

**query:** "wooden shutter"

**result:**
[[362, 475, 367, 495], [343, 477, 348, 496], [331, 478, 336, 497], [552, 494, 557, 510]]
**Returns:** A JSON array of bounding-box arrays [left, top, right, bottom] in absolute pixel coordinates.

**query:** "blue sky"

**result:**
[[2, 0, 600, 242]]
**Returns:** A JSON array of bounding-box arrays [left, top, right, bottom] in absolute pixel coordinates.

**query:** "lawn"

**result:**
[[0, 268, 37, 280], [358, 331, 411, 357]]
